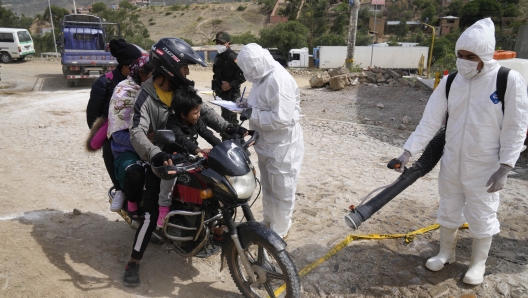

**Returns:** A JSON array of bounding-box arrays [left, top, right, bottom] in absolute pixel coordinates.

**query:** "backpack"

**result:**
[[445, 66, 510, 113]]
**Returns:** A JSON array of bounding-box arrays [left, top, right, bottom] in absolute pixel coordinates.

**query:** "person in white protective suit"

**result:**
[[394, 18, 528, 285], [236, 43, 305, 238]]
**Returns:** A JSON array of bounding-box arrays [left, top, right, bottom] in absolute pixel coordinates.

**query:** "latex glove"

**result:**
[[394, 151, 411, 173], [486, 164, 512, 193], [236, 96, 248, 108], [240, 108, 253, 121]]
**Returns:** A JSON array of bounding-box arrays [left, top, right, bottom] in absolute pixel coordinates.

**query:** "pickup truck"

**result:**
[[58, 14, 121, 87]]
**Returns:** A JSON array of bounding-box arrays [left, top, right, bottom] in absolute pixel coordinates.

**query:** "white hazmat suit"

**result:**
[[236, 43, 305, 237], [404, 18, 528, 238]]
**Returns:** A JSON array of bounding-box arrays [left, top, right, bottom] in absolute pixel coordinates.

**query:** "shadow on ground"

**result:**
[[15, 209, 242, 297], [291, 233, 528, 296]]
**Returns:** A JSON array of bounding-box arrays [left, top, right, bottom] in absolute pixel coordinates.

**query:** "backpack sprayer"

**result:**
[[344, 129, 446, 229]]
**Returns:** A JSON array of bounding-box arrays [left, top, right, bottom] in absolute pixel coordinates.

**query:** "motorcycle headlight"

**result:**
[[225, 171, 256, 199]]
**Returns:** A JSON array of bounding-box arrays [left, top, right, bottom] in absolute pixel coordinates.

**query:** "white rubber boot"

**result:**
[[425, 226, 458, 271], [463, 236, 492, 285]]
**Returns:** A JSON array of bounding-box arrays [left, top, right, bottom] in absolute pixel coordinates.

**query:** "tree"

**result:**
[[298, 0, 328, 51], [197, 19, 225, 44], [259, 21, 309, 58], [231, 31, 259, 45], [346, 0, 360, 70], [446, 0, 464, 16], [43, 5, 70, 26], [92, 2, 108, 14], [313, 33, 346, 46], [394, 19, 409, 37], [330, 13, 348, 36], [280, 0, 303, 20], [460, 0, 502, 27], [119, 0, 136, 11]]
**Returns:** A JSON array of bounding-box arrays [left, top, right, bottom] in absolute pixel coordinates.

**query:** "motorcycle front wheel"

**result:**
[[226, 238, 301, 298]]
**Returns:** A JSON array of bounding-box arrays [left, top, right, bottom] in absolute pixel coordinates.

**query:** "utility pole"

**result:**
[[48, 0, 58, 54], [421, 22, 435, 78], [73, 0, 77, 14], [370, 8, 378, 67], [345, 0, 360, 70]]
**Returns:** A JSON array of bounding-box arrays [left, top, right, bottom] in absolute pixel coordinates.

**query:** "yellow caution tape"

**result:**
[[271, 223, 469, 297], [345, 58, 354, 63]]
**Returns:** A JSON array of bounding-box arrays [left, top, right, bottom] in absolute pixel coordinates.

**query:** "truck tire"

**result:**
[[1, 52, 12, 63], [67, 80, 79, 87]]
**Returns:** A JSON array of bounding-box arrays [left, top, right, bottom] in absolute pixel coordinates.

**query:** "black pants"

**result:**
[[102, 138, 121, 191], [130, 168, 160, 260]]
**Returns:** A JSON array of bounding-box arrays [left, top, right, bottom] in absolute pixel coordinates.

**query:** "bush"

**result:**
[[237, 5, 247, 11], [197, 16, 203, 21], [165, 12, 172, 15]]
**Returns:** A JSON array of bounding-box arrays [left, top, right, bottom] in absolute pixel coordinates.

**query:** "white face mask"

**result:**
[[456, 58, 480, 79], [216, 45, 227, 54]]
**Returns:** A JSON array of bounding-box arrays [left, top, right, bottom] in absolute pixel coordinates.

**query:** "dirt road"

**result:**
[[0, 58, 527, 298]]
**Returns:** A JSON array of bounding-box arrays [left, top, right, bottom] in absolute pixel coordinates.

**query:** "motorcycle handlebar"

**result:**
[[243, 130, 259, 150]]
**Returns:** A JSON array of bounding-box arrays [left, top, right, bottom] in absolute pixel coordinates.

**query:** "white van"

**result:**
[[0, 28, 35, 63]]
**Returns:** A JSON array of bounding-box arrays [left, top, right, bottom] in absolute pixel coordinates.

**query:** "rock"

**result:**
[[460, 295, 477, 298], [46, 232, 57, 239], [378, 77, 386, 83], [402, 116, 412, 124], [309, 72, 330, 88], [496, 283, 510, 296], [428, 285, 449, 298], [350, 285, 357, 293], [418, 291, 430, 298], [73, 208, 81, 215], [376, 103, 384, 109], [328, 67, 349, 77], [329, 74, 348, 91], [387, 69, 401, 79], [301, 209, 318, 217], [399, 287, 413, 297], [398, 124, 407, 130], [409, 277, 421, 285]]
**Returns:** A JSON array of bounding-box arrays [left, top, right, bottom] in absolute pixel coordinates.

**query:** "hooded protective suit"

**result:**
[[403, 18, 528, 238], [236, 43, 305, 237]]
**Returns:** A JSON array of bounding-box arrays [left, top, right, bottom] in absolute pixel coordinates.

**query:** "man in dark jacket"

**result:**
[[86, 38, 142, 211], [212, 31, 246, 140]]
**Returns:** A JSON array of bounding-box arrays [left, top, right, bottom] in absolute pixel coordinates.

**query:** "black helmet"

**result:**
[[150, 37, 207, 89]]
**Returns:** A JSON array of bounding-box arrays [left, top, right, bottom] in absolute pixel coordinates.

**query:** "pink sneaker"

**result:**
[[157, 206, 170, 229]]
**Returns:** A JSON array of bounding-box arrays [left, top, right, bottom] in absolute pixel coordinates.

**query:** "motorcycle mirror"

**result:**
[[154, 129, 175, 145]]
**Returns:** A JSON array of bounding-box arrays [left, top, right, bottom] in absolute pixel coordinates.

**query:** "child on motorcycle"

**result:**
[[156, 87, 223, 228], [107, 56, 153, 216]]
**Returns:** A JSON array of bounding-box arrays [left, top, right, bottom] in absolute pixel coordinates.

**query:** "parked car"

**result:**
[[0, 28, 35, 63]]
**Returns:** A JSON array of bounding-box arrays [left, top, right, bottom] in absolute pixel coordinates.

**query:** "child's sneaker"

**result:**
[[110, 190, 126, 212], [157, 206, 170, 229], [123, 262, 140, 287]]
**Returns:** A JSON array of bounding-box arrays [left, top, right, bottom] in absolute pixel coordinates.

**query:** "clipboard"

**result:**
[[209, 99, 244, 113]]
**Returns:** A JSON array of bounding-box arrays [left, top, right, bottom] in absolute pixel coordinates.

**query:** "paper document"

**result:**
[[210, 100, 244, 112]]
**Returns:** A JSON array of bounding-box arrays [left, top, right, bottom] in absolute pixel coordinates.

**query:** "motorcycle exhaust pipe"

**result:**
[[345, 129, 446, 229]]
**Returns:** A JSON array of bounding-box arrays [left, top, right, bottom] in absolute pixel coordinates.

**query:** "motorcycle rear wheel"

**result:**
[[226, 238, 301, 298]]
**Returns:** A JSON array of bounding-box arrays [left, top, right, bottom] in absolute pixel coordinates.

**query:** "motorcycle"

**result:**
[[108, 129, 302, 298]]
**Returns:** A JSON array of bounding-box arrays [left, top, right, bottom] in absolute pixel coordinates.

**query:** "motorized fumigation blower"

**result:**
[[344, 129, 446, 230]]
